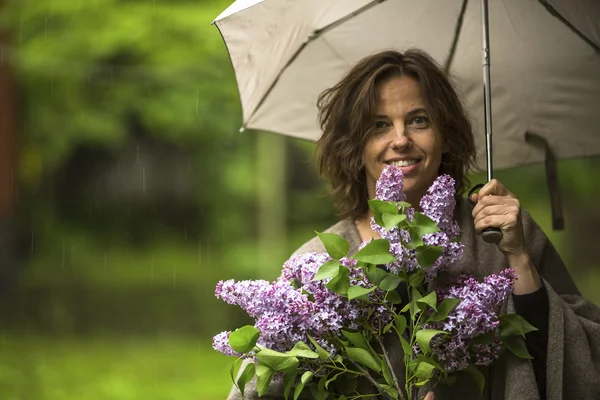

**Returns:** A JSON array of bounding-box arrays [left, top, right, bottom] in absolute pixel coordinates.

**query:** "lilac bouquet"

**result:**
[[213, 165, 536, 400]]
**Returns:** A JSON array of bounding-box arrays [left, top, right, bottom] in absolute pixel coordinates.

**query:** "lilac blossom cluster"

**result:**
[[425, 268, 517, 371], [370, 165, 464, 279], [212, 252, 392, 358]]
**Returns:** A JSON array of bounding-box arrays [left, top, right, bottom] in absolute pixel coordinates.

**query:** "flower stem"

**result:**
[[377, 337, 406, 400], [348, 360, 394, 400]]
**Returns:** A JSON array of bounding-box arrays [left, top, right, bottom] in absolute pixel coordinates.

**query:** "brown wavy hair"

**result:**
[[315, 49, 477, 220]]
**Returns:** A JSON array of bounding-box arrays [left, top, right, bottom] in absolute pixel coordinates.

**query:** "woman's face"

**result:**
[[363, 75, 445, 207]]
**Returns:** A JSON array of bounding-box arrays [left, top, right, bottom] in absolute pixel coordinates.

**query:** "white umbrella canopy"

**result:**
[[213, 0, 600, 171]]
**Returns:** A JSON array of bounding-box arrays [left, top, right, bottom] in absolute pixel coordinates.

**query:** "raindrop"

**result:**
[[142, 165, 146, 194], [151, 257, 154, 285], [198, 239, 202, 266]]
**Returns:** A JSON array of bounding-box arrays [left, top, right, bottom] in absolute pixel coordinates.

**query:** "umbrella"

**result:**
[[213, 0, 600, 232]]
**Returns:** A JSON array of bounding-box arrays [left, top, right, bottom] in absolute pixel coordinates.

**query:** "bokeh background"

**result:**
[[0, 1, 598, 399]]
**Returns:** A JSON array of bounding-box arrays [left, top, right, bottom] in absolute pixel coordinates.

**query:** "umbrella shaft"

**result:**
[[481, 0, 493, 182]]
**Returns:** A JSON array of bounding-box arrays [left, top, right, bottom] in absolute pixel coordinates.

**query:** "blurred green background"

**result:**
[[0, 1, 598, 399]]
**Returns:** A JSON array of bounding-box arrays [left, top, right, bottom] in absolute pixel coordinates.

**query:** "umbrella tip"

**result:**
[[239, 126, 246, 133]]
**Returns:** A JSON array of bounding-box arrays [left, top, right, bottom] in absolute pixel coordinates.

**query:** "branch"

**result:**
[[348, 360, 394, 400], [377, 337, 407, 400]]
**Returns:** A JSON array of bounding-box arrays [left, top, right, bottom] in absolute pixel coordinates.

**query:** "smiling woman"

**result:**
[[315, 50, 476, 223], [226, 49, 600, 400]]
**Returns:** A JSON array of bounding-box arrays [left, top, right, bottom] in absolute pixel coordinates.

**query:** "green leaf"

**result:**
[[325, 266, 350, 296], [382, 212, 408, 230], [410, 287, 423, 320], [412, 360, 436, 382], [353, 239, 397, 264], [255, 348, 300, 372], [287, 341, 319, 359], [309, 378, 328, 400], [341, 330, 370, 351], [332, 374, 358, 394], [501, 336, 533, 359], [470, 331, 496, 346], [347, 285, 376, 301], [316, 231, 350, 259], [415, 329, 447, 355], [255, 364, 275, 397], [464, 366, 485, 394], [229, 326, 260, 354], [408, 269, 425, 287], [345, 347, 382, 372], [405, 229, 425, 249], [236, 362, 256, 397], [283, 368, 298, 400], [382, 358, 395, 386], [229, 357, 245, 385], [428, 298, 461, 322], [411, 212, 441, 236], [416, 245, 444, 267], [400, 336, 412, 361], [379, 275, 402, 291], [441, 375, 457, 386], [301, 371, 314, 385], [291, 371, 314, 400], [365, 265, 389, 285], [380, 384, 399, 399], [394, 315, 407, 337], [307, 334, 330, 361], [499, 313, 538, 338], [325, 371, 343, 389], [384, 289, 403, 304], [311, 260, 342, 282], [293, 380, 306, 400], [368, 199, 399, 215], [417, 291, 437, 311]]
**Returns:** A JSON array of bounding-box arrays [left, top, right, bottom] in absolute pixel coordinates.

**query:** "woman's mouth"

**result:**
[[387, 160, 419, 167]]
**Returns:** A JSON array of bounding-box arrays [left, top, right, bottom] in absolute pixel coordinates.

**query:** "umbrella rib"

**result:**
[[248, 0, 389, 127], [443, 0, 470, 73], [538, 0, 600, 52]]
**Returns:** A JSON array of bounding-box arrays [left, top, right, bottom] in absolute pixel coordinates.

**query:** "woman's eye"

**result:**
[[374, 121, 388, 129], [411, 116, 429, 126]]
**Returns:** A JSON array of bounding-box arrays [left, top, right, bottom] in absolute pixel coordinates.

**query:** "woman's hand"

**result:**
[[424, 391, 435, 400], [471, 179, 541, 294]]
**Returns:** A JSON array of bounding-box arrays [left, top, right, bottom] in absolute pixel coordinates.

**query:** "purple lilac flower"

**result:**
[[212, 331, 240, 357], [375, 164, 406, 202], [369, 165, 463, 279], [424, 268, 516, 372], [212, 252, 393, 358]]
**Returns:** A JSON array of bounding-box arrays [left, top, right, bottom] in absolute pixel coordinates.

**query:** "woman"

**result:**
[[228, 49, 600, 399]]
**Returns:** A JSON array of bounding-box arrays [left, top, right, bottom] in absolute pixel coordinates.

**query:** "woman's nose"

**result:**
[[390, 125, 411, 149]]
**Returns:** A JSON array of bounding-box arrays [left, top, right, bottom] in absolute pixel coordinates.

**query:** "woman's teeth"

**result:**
[[389, 160, 418, 167]]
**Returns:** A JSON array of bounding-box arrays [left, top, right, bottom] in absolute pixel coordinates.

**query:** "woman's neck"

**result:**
[[354, 211, 380, 242]]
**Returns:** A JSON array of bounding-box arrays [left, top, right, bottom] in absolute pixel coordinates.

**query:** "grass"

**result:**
[[0, 335, 235, 400]]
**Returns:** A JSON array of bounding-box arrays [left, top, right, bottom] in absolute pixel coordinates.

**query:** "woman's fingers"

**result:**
[[424, 391, 435, 400]]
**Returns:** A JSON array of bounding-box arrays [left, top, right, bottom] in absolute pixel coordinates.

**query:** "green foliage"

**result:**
[[316, 232, 350, 260], [229, 326, 260, 354], [0, 335, 233, 400]]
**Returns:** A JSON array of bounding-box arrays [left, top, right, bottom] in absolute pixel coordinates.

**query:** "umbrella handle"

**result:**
[[468, 184, 504, 244], [481, 227, 503, 243]]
